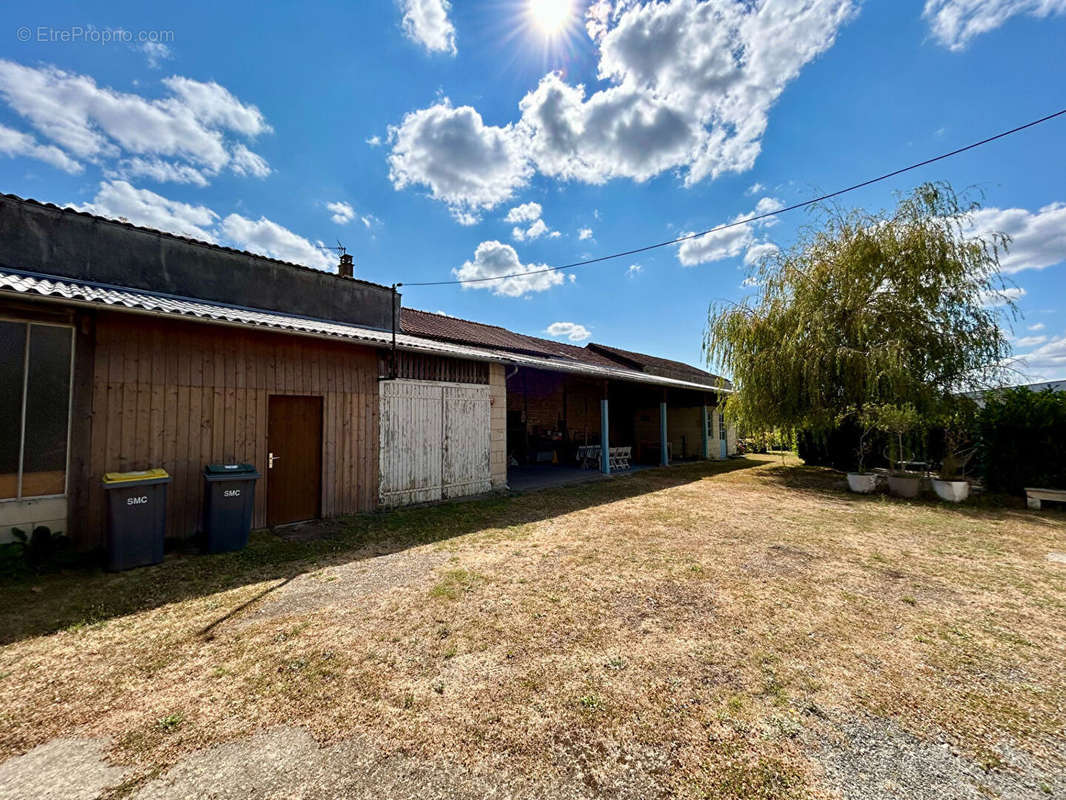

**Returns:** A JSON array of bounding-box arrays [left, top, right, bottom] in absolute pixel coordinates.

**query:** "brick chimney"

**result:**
[[338, 252, 354, 278]]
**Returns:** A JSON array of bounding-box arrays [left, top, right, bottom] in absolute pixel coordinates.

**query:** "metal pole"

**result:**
[[600, 381, 610, 474], [701, 400, 710, 461], [390, 283, 399, 380], [660, 389, 669, 467]]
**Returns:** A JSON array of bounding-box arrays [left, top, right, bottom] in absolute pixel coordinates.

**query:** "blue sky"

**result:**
[[1, 0, 1065, 379]]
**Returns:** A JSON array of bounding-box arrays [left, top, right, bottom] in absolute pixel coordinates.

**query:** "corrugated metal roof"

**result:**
[[0, 269, 729, 393]]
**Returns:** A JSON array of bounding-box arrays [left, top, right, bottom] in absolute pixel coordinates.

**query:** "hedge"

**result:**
[[976, 387, 1066, 494]]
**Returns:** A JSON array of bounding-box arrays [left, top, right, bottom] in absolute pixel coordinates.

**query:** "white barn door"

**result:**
[[380, 380, 443, 507], [442, 384, 491, 499], [380, 380, 491, 507]]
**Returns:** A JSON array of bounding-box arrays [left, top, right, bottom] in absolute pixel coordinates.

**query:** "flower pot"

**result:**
[[847, 473, 878, 494], [932, 478, 970, 503], [887, 474, 921, 499]]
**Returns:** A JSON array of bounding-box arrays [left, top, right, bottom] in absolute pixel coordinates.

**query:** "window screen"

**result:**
[[22, 325, 72, 497], [0, 322, 27, 499], [0, 321, 72, 500]]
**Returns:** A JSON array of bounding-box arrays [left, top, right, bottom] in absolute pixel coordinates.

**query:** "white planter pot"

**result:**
[[847, 473, 878, 494], [932, 479, 970, 503], [887, 475, 921, 499]]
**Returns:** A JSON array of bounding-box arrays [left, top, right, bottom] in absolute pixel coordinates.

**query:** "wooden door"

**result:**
[[442, 384, 491, 499], [379, 380, 492, 507], [379, 380, 443, 507], [267, 395, 323, 526]]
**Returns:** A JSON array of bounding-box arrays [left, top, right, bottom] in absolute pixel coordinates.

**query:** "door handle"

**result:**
[[269, 452, 280, 469]]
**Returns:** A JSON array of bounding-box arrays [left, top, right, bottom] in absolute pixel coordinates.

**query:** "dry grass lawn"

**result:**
[[1, 455, 1064, 798]]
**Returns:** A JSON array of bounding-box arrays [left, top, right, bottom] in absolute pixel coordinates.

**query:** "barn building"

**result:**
[[0, 193, 735, 549]]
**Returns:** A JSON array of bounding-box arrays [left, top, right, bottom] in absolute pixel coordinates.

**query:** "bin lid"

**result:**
[[103, 468, 170, 485], [204, 463, 257, 475]]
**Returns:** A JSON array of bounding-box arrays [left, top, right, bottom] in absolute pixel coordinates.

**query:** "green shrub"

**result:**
[[977, 388, 1066, 493], [1, 525, 72, 577]]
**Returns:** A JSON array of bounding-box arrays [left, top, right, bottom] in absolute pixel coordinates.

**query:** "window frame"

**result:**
[[0, 316, 75, 503]]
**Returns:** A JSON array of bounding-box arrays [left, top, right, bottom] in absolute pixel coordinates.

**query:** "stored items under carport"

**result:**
[[202, 464, 260, 553], [101, 469, 171, 571]]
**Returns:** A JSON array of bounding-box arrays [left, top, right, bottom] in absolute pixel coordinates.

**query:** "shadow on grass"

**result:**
[[0, 457, 761, 646]]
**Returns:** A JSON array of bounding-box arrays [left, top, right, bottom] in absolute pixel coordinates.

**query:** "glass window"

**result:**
[[719, 413, 726, 441], [0, 321, 72, 500], [22, 325, 72, 497], [0, 322, 26, 499]]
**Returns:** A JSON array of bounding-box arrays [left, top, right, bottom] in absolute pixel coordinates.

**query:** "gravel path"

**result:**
[[814, 715, 1065, 799], [230, 545, 451, 628], [0, 738, 126, 800]]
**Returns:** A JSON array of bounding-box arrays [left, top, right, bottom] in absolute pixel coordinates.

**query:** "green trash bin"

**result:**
[[102, 469, 171, 571], [202, 463, 260, 553]]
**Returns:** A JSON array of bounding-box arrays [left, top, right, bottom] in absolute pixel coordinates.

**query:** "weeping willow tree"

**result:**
[[704, 183, 1016, 450]]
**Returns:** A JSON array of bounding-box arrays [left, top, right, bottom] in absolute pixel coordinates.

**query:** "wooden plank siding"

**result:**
[[83, 312, 379, 547]]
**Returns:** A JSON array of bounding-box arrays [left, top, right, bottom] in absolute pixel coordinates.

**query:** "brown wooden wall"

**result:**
[[84, 312, 379, 547], [380, 350, 489, 384]]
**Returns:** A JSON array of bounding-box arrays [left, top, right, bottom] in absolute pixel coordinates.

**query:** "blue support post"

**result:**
[[660, 399, 669, 466], [600, 396, 610, 474], [701, 404, 710, 460]]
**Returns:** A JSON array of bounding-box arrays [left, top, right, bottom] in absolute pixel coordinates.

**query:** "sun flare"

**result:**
[[528, 0, 573, 35]]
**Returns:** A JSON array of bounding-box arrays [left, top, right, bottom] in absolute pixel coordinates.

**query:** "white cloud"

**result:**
[[139, 41, 172, 69], [0, 123, 82, 173], [327, 200, 356, 225], [390, 1, 855, 214], [504, 201, 558, 240], [1029, 323, 1046, 331], [451, 209, 480, 226], [229, 143, 271, 177], [743, 241, 779, 266], [980, 286, 1026, 307], [627, 263, 642, 276], [677, 196, 782, 266], [1014, 334, 1048, 347], [505, 202, 543, 223], [966, 202, 1066, 274], [161, 75, 270, 138], [366, 135, 382, 147], [1015, 335, 1066, 380], [585, 0, 613, 40], [400, 0, 457, 55], [512, 218, 551, 242], [388, 100, 531, 218], [545, 321, 592, 341], [679, 224, 754, 266], [578, 227, 593, 240], [107, 156, 209, 186], [753, 195, 785, 223], [745, 182, 765, 196], [524, 0, 855, 185], [219, 214, 334, 270], [72, 180, 339, 271], [454, 240, 565, 297], [72, 180, 219, 242], [923, 0, 1066, 50], [0, 60, 270, 185]]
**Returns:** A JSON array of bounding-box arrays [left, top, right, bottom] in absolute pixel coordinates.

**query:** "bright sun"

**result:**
[[528, 0, 573, 34]]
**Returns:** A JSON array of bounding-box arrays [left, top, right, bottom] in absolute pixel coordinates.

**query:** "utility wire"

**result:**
[[399, 108, 1066, 288]]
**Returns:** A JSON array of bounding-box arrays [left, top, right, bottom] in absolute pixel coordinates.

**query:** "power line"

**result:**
[[399, 107, 1066, 289]]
